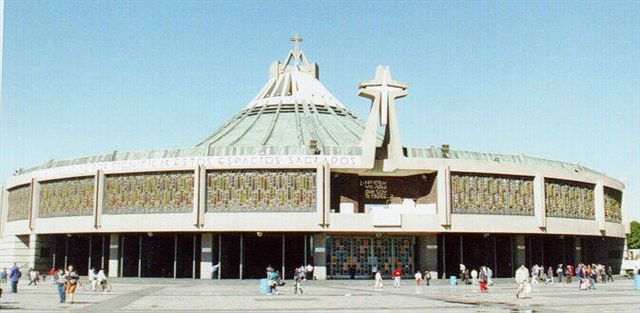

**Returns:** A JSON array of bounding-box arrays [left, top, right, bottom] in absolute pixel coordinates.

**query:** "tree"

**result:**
[[629, 221, 640, 249]]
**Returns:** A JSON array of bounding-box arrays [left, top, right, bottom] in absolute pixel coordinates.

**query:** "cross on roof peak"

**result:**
[[290, 33, 303, 53]]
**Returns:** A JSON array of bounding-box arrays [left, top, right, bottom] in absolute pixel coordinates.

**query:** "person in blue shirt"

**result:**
[[9, 263, 22, 293], [266, 266, 280, 295]]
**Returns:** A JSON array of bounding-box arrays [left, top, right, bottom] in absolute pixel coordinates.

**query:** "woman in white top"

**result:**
[[414, 271, 423, 286], [374, 271, 384, 288]]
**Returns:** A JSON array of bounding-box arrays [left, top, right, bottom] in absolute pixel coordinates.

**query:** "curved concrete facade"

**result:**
[[0, 43, 627, 280]]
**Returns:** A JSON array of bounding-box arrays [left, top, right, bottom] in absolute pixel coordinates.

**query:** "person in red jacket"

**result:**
[[567, 265, 574, 283], [392, 267, 403, 288]]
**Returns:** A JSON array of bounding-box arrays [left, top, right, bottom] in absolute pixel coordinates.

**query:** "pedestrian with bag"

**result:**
[[65, 265, 79, 304], [9, 263, 21, 293]]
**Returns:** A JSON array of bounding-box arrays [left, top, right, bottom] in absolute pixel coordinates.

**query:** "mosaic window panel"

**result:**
[[39, 177, 95, 218], [327, 236, 414, 278], [544, 179, 595, 220], [8, 184, 31, 221], [206, 170, 316, 212], [604, 187, 622, 223], [104, 171, 194, 214], [451, 173, 534, 216]]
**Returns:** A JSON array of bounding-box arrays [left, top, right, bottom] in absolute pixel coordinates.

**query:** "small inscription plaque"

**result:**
[[362, 179, 388, 200]]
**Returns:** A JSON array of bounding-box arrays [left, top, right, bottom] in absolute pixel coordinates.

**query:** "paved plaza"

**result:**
[[0, 278, 638, 312]]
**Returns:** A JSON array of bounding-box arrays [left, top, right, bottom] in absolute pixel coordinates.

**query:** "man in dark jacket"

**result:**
[[9, 263, 21, 293]]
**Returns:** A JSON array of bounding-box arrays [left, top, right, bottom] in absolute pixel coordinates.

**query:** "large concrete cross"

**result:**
[[358, 66, 409, 170], [359, 65, 408, 127]]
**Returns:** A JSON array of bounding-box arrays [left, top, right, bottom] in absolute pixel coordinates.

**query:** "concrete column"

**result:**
[[200, 233, 218, 279], [94, 170, 105, 229], [514, 235, 526, 268], [313, 234, 327, 280], [622, 187, 630, 233], [192, 166, 202, 227], [533, 174, 546, 229], [437, 166, 451, 226], [108, 234, 119, 277], [594, 181, 605, 232], [575, 236, 582, 264], [30, 180, 40, 231], [416, 235, 438, 279], [27, 234, 39, 269]]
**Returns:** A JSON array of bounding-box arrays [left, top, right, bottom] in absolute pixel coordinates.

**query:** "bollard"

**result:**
[[260, 278, 271, 294], [635, 275, 640, 290], [450, 275, 457, 285]]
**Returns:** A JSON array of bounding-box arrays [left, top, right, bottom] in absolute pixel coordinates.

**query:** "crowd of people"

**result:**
[[515, 262, 615, 298], [265, 264, 314, 296], [0, 263, 109, 304], [456, 264, 494, 292]]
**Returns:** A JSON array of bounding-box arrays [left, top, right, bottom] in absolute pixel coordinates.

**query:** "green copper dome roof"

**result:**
[[195, 46, 374, 156]]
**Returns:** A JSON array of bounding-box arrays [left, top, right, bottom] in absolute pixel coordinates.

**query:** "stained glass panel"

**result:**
[[451, 173, 534, 216], [206, 169, 316, 212], [327, 236, 414, 278], [39, 177, 94, 217], [104, 171, 194, 214], [604, 187, 622, 223], [8, 184, 31, 221], [544, 179, 595, 220]]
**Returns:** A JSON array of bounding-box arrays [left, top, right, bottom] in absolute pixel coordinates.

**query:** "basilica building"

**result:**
[[0, 38, 628, 280]]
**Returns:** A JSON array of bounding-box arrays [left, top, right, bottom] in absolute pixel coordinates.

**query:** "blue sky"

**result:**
[[1, 1, 639, 220]]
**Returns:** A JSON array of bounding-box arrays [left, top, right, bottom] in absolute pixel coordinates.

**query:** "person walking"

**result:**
[[374, 271, 384, 288], [587, 265, 597, 289], [211, 263, 220, 279], [349, 265, 356, 279], [424, 271, 431, 286], [606, 265, 614, 282], [566, 264, 574, 283], [530, 265, 539, 285], [28, 268, 38, 286], [65, 265, 79, 304], [305, 264, 314, 280], [471, 268, 478, 285], [55, 269, 67, 303], [9, 263, 21, 293], [487, 267, 494, 286], [266, 266, 280, 295], [89, 267, 98, 291], [479, 267, 489, 293], [0, 268, 6, 285], [294, 266, 304, 294], [414, 271, 423, 286], [556, 264, 564, 282], [97, 269, 108, 291], [546, 266, 554, 284], [392, 267, 403, 288], [49, 267, 57, 284], [515, 264, 531, 299]]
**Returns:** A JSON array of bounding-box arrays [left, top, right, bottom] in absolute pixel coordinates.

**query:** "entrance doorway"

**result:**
[[243, 234, 283, 279], [218, 233, 306, 279]]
